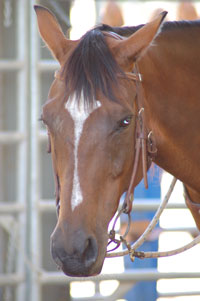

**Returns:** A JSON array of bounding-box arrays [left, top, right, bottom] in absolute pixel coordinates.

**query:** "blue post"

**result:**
[[122, 165, 161, 301]]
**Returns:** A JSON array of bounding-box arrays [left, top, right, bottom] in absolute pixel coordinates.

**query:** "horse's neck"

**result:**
[[139, 27, 200, 192]]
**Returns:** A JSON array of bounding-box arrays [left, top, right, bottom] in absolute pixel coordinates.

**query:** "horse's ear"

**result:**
[[114, 11, 167, 63], [34, 5, 74, 64]]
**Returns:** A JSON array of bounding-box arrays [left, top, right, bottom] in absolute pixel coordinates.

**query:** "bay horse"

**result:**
[[101, 0, 124, 27], [35, 6, 200, 277], [176, 1, 198, 21]]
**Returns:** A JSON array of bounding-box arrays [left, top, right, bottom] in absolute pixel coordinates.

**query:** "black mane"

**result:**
[[97, 23, 144, 37], [97, 19, 200, 37], [63, 28, 124, 107], [63, 20, 200, 107]]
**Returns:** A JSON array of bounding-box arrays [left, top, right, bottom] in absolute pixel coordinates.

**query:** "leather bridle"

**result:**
[[120, 68, 157, 215], [104, 31, 157, 215]]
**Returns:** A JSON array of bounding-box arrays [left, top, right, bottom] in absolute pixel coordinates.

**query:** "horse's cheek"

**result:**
[[110, 150, 131, 179], [111, 159, 125, 178]]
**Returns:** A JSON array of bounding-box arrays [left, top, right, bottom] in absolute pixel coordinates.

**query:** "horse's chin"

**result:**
[[61, 263, 103, 277], [59, 252, 105, 277]]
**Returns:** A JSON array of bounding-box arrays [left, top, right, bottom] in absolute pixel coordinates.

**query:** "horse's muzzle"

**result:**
[[50, 227, 100, 276]]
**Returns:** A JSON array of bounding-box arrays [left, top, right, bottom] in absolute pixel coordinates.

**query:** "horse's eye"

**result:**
[[120, 116, 132, 128]]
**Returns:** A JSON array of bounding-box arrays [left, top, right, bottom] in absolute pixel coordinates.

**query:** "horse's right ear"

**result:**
[[111, 11, 167, 66], [34, 5, 74, 65]]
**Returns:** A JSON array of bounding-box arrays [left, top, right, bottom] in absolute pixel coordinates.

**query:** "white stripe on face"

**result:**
[[65, 96, 101, 211]]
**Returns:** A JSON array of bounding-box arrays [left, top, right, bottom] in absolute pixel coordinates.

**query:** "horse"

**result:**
[[100, 0, 124, 27], [176, 1, 198, 21], [34, 6, 200, 277]]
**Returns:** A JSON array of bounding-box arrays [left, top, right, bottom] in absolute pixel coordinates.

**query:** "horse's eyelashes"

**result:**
[[112, 115, 133, 133]]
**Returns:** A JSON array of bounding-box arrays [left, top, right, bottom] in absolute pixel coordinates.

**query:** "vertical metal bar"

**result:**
[[16, 0, 27, 300], [0, 0, 4, 290], [27, 1, 41, 300]]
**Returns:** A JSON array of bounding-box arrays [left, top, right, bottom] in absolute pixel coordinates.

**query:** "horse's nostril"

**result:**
[[51, 228, 99, 275], [83, 237, 98, 268]]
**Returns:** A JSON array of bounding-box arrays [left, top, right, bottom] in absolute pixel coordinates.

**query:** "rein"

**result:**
[[107, 177, 200, 260]]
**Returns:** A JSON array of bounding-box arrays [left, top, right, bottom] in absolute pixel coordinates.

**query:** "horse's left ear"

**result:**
[[113, 11, 167, 63], [34, 5, 75, 65]]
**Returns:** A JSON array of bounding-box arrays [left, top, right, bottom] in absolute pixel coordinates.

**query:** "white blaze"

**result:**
[[65, 96, 101, 211]]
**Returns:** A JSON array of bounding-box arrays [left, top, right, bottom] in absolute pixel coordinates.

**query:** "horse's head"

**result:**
[[35, 6, 166, 277]]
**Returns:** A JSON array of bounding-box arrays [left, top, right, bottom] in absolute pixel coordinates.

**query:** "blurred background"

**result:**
[[0, 0, 200, 300]]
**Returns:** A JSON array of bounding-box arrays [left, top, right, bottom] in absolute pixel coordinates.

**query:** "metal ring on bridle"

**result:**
[[107, 208, 131, 253]]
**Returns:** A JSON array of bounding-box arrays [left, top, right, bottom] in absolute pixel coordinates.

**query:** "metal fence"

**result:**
[[0, 1, 200, 301]]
